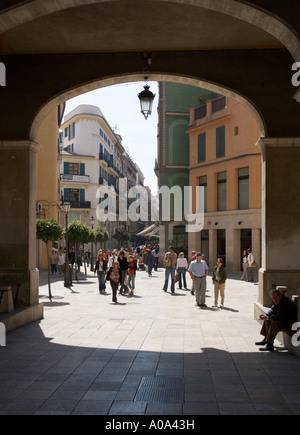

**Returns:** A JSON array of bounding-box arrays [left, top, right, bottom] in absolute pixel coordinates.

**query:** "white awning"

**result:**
[[136, 222, 159, 237]]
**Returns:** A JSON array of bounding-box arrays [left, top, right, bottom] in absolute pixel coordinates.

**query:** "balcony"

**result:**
[[195, 104, 207, 121], [107, 161, 119, 177], [70, 201, 91, 209], [212, 96, 226, 113], [99, 177, 109, 185], [60, 174, 90, 183], [99, 152, 109, 168]]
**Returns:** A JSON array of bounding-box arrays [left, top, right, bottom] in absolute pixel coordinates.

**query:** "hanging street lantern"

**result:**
[[138, 77, 156, 120]]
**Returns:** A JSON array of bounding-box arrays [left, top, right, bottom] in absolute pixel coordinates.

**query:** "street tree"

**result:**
[[36, 219, 64, 300]]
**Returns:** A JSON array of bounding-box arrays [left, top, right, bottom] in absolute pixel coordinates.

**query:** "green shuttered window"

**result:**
[[216, 126, 225, 158]]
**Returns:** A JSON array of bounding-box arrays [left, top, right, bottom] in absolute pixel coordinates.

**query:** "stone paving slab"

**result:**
[[0, 268, 300, 415]]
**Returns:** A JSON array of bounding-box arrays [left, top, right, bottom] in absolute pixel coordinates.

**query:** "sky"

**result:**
[[65, 81, 159, 194]]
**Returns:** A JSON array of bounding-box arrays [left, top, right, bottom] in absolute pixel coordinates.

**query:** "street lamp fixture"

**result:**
[[89, 215, 96, 227], [62, 201, 71, 215], [138, 77, 156, 120], [62, 200, 72, 287], [89, 215, 96, 272]]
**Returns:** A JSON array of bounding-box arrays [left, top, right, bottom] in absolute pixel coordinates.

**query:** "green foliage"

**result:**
[[36, 219, 64, 243], [195, 92, 220, 106], [67, 220, 91, 244], [95, 226, 109, 243]]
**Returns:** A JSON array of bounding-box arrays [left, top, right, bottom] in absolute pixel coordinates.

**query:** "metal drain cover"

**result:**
[[135, 377, 184, 403]]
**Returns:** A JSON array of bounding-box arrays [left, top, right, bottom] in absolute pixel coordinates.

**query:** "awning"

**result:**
[[136, 222, 159, 237]]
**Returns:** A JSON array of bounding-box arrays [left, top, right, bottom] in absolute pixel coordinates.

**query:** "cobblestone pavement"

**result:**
[[0, 268, 300, 415]]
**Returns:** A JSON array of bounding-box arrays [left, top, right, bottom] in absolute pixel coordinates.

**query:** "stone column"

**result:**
[[0, 141, 40, 308], [159, 224, 166, 266], [252, 228, 261, 268], [226, 228, 240, 272], [188, 230, 201, 255], [257, 138, 300, 306], [209, 229, 217, 270]]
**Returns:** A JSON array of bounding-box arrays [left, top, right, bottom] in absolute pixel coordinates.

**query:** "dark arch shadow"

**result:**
[[2, 320, 299, 415]]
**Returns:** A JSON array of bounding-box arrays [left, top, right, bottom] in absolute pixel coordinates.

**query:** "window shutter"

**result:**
[[80, 189, 85, 203], [64, 188, 70, 201], [80, 163, 85, 176], [198, 133, 206, 163], [64, 162, 69, 174], [216, 126, 225, 158]]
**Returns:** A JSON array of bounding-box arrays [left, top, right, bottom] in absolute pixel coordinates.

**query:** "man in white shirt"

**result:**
[[188, 252, 209, 307]]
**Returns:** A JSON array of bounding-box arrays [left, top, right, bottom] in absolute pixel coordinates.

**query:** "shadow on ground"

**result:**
[[1, 321, 300, 415]]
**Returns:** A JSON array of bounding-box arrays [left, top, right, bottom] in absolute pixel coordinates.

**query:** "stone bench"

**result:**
[[0, 287, 14, 313], [282, 289, 300, 356]]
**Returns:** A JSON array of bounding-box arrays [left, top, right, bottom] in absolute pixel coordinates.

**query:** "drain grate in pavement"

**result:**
[[134, 377, 184, 403]]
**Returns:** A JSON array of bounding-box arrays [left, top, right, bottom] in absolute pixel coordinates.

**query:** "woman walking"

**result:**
[[106, 261, 122, 303], [118, 250, 129, 294], [57, 248, 65, 275], [176, 252, 188, 289], [94, 252, 108, 293], [212, 258, 227, 308], [246, 248, 255, 282]]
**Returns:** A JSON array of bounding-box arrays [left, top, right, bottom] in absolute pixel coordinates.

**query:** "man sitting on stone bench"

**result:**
[[256, 289, 298, 352]]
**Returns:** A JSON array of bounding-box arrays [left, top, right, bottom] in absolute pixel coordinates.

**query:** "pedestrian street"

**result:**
[[1, 268, 300, 415]]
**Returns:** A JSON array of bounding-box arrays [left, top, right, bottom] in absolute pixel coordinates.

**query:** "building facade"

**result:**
[[36, 104, 65, 269], [188, 96, 261, 271], [156, 82, 220, 258], [60, 104, 146, 250], [156, 83, 262, 271]]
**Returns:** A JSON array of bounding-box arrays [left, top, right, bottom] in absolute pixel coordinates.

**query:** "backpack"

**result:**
[[163, 252, 172, 268]]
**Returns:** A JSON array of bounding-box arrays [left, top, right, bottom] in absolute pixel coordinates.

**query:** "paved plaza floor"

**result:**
[[1, 267, 300, 415]]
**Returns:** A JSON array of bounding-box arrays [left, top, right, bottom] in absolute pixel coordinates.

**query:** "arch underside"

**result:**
[[0, 0, 299, 139]]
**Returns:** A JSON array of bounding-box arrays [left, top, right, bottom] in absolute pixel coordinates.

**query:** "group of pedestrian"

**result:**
[[93, 244, 161, 303], [94, 248, 140, 303], [162, 246, 228, 308]]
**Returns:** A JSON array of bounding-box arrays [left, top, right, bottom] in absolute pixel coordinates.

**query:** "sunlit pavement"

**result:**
[[1, 267, 300, 415]]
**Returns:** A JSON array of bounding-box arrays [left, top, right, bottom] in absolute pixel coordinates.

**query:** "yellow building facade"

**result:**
[[36, 106, 64, 270], [188, 97, 261, 272]]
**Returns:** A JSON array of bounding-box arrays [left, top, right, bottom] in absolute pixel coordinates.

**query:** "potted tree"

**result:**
[[36, 219, 64, 300]]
